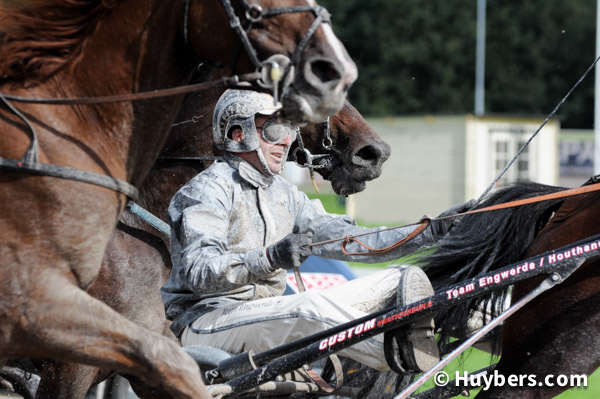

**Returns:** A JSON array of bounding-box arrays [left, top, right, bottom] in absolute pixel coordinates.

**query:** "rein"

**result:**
[[128, 126, 339, 235], [154, 157, 223, 169], [310, 181, 600, 255], [441, 180, 600, 219], [0, 73, 260, 105], [161, 114, 337, 173]]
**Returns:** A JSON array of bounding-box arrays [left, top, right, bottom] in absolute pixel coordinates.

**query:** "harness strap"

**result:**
[[154, 156, 223, 169], [340, 218, 431, 257], [302, 356, 344, 393], [0, 71, 257, 200], [126, 202, 170, 235], [0, 157, 139, 200], [0, 94, 38, 163], [220, 0, 263, 68], [0, 92, 139, 200], [261, 5, 322, 18], [0, 72, 260, 105], [288, 6, 330, 66], [293, 254, 343, 394], [282, 6, 329, 85]]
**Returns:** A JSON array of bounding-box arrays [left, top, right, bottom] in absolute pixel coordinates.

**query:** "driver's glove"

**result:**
[[431, 199, 477, 237], [267, 232, 313, 270]]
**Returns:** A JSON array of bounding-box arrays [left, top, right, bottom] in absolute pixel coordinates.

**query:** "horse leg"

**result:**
[[33, 224, 179, 399], [5, 275, 209, 399], [35, 361, 98, 399]]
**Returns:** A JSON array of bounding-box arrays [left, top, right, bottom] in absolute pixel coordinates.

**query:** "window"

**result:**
[[489, 125, 536, 187]]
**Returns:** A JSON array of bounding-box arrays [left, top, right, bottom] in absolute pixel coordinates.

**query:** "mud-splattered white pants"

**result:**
[[181, 266, 407, 371]]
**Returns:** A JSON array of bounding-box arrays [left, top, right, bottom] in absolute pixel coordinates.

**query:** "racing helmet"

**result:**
[[213, 89, 297, 176], [213, 89, 282, 153]]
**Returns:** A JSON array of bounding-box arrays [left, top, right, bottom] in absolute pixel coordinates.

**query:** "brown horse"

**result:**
[[478, 188, 600, 399], [0, 1, 357, 398], [26, 84, 389, 398], [419, 179, 600, 398]]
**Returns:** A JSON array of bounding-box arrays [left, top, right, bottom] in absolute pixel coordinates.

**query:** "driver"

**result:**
[[161, 89, 461, 373]]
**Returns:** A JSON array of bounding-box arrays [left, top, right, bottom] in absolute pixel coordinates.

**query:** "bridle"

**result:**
[[129, 117, 339, 238], [0, 0, 334, 199], [291, 117, 336, 171], [215, 0, 331, 102], [219, 0, 330, 70]]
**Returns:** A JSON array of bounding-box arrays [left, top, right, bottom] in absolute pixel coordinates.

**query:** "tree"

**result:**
[[320, 0, 596, 128]]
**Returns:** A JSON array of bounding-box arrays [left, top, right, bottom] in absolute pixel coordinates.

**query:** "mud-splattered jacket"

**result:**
[[161, 154, 435, 336]]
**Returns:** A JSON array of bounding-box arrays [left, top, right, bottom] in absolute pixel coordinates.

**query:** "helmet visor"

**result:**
[[258, 118, 297, 144]]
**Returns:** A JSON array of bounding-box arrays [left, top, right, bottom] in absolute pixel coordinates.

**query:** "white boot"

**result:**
[[395, 266, 439, 372]]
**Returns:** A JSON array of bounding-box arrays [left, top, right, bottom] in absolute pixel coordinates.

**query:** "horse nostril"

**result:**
[[352, 145, 382, 166], [310, 59, 342, 84]]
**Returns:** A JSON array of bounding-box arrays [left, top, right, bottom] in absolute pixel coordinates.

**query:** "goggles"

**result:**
[[257, 118, 298, 144]]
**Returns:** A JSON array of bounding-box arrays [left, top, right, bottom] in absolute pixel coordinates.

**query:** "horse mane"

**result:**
[[0, 0, 117, 86], [420, 181, 567, 347]]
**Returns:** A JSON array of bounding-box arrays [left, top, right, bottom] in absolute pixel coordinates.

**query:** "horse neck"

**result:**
[[135, 85, 220, 219], [136, 133, 217, 221], [77, 0, 196, 186], [137, 165, 208, 221], [74, 0, 238, 187], [12, 0, 198, 188]]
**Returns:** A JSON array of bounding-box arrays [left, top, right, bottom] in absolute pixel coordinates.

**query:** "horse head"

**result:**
[[293, 101, 391, 195], [185, 0, 357, 123], [161, 88, 390, 197]]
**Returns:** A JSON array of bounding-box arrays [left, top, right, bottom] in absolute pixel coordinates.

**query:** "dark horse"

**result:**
[[420, 178, 600, 398], [27, 83, 390, 399], [0, 1, 357, 398]]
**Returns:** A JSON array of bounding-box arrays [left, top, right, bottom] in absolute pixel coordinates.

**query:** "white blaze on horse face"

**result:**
[[305, 0, 358, 90], [320, 24, 358, 89]]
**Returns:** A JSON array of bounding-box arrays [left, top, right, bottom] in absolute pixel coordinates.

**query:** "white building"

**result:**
[[350, 114, 559, 225]]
